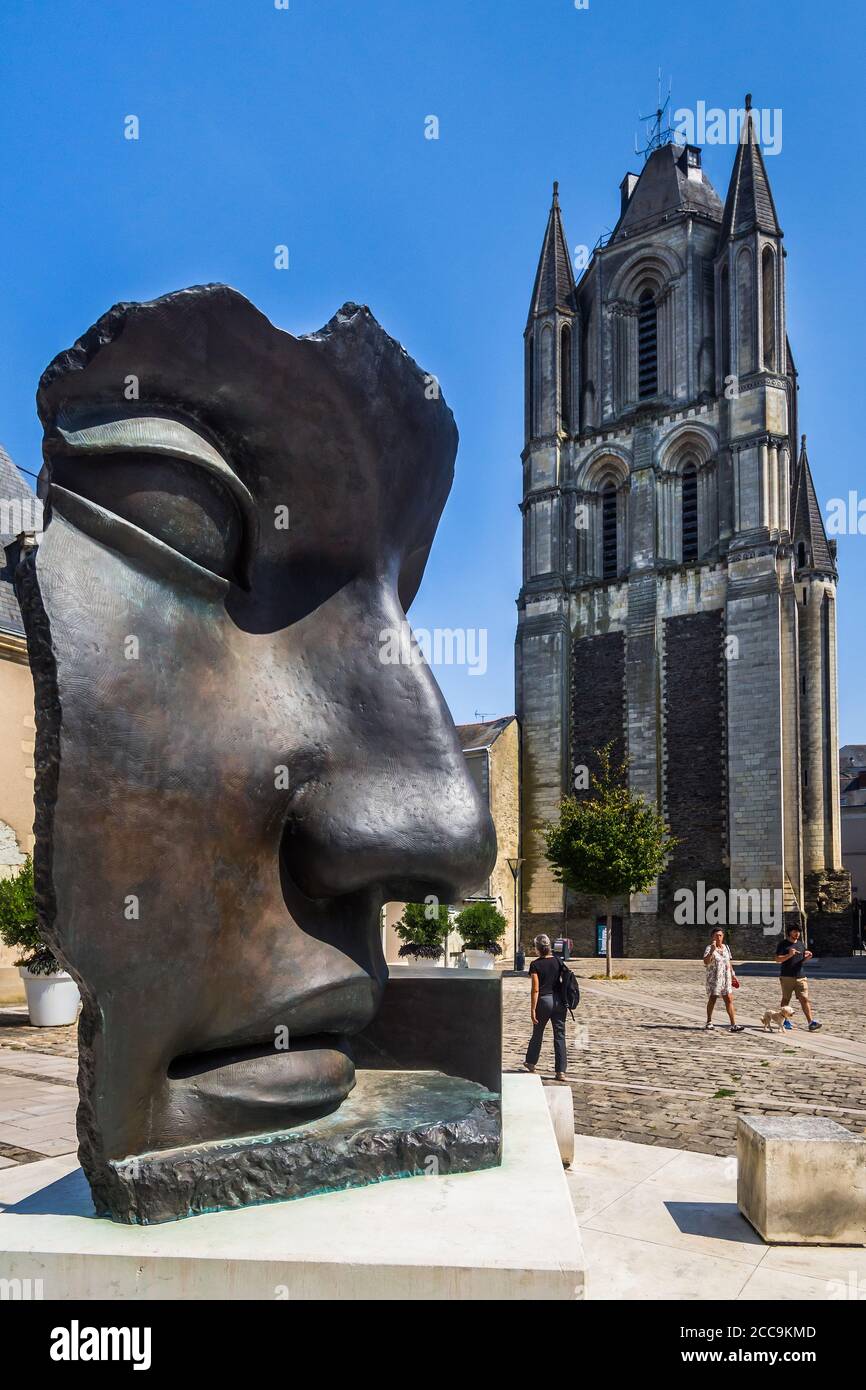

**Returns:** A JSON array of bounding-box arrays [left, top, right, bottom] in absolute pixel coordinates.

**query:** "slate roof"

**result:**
[[455, 715, 515, 751], [719, 102, 782, 240], [612, 142, 723, 242], [840, 746, 866, 772], [791, 436, 835, 576], [0, 442, 35, 639], [527, 183, 575, 321]]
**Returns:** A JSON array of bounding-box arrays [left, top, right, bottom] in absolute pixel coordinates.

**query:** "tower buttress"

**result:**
[[792, 436, 844, 892]]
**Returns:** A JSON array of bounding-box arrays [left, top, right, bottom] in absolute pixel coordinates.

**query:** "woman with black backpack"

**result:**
[[524, 934, 570, 1082]]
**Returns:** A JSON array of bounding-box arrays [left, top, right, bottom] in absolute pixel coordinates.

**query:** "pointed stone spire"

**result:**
[[720, 93, 782, 240], [527, 180, 576, 322], [792, 435, 835, 574]]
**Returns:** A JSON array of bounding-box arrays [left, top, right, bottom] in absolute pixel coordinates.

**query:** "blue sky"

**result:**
[[0, 0, 863, 737]]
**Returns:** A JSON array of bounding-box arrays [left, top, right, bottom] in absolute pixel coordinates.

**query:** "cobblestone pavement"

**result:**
[[502, 961, 866, 1157], [0, 1007, 77, 1058]]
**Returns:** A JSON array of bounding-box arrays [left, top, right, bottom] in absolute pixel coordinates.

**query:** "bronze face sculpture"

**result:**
[[15, 286, 499, 1222]]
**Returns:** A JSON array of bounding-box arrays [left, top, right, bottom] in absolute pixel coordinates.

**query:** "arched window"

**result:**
[[560, 325, 572, 434], [797, 541, 806, 570], [526, 333, 534, 437], [637, 290, 657, 399], [681, 464, 698, 562], [601, 483, 618, 578], [762, 247, 776, 371]]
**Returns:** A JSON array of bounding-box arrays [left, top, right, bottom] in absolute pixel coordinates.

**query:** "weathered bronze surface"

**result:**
[[16, 285, 497, 1222]]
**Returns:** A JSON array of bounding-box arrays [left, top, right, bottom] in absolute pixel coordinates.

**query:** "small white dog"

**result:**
[[762, 1004, 795, 1032]]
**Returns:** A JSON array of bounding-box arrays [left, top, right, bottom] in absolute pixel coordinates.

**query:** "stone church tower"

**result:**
[[516, 100, 850, 957]]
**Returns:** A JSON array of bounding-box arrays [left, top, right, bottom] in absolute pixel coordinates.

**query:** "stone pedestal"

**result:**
[[0, 1074, 584, 1300], [737, 1114, 866, 1245], [544, 1083, 575, 1168]]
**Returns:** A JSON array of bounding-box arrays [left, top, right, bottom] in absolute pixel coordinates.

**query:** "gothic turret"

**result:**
[[525, 182, 577, 443], [792, 436, 836, 578], [717, 95, 788, 538]]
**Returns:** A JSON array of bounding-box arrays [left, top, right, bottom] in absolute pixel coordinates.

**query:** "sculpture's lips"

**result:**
[[165, 1034, 356, 1136]]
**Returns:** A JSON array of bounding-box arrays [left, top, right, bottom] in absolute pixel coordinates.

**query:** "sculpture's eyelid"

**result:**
[[52, 416, 259, 569], [48, 483, 232, 601]]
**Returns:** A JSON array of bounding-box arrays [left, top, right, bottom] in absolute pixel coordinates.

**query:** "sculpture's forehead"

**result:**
[[37, 285, 458, 564]]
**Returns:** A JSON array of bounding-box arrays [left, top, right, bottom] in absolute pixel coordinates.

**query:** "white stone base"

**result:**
[[738, 1114, 866, 1246], [0, 1073, 584, 1300]]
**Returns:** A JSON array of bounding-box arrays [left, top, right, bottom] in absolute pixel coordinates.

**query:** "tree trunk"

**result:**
[[605, 902, 613, 980]]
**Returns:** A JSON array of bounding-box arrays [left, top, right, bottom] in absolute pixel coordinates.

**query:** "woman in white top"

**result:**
[[702, 929, 744, 1032]]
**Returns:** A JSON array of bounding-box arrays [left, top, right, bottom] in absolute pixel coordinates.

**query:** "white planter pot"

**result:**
[[463, 949, 496, 971], [19, 967, 81, 1027], [400, 954, 445, 968]]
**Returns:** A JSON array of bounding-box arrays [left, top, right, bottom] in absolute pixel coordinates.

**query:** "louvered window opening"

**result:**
[[638, 291, 657, 399], [602, 484, 618, 579], [682, 466, 698, 561]]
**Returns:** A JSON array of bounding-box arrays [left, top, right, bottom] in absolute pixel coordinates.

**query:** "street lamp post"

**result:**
[[506, 857, 525, 971]]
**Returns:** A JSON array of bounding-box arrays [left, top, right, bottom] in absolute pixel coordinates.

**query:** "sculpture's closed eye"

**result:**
[[44, 415, 258, 595], [50, 452, 244, 583]]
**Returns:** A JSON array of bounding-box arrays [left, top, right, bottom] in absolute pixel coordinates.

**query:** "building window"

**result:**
[[601, 483, 618, 578], [637, 290, 657, 399], [681, 465, 698, 561], [560, 325, 572, 434], [797, 541, 806, 570]]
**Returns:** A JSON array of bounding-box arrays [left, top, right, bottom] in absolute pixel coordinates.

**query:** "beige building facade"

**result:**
[[382, 715, 521, 965]]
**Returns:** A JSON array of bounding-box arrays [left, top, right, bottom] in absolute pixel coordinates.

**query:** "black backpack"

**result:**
[[557, 959, 580, 1015]]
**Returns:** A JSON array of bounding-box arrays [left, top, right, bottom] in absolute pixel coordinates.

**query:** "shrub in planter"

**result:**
[[395, 901, 450, 961], [455, 900, 507, 956], [0, 855, 61, 975]]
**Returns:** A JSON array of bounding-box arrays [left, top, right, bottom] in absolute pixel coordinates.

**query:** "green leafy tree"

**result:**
[[0, 856, 59, 976], [395, 900, 450, 960], [455, 900, 507, 956], [542, 745, 676, 978]]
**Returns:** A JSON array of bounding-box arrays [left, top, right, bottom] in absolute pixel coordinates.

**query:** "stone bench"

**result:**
[[737, 1114, 866, 1245]]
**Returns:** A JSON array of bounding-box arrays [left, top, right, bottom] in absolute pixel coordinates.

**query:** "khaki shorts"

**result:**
[[780, 976, 809, 1005]]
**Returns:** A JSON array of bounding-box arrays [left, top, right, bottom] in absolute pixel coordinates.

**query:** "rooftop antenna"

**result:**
[[635, 68, 674, 161]]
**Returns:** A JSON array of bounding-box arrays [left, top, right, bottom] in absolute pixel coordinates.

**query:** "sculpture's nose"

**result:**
[[280, 586, 496, 905]]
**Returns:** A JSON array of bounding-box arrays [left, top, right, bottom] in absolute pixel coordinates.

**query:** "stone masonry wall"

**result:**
[[562, 631, 627, 955], [570, 630, 626, 783]]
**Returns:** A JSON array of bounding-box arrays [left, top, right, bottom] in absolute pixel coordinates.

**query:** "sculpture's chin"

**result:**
[[154, 1036, 357, 1151]]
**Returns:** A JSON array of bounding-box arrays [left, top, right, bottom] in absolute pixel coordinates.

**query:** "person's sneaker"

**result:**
[[704, 1022, 714, 1031], [523, 1063, 536, 1073], [782, 1019, 794, 1030], [808, 1020, 823, 1031], [555, 1072, 568, 1083], [729, 1025, 744, 1033]]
